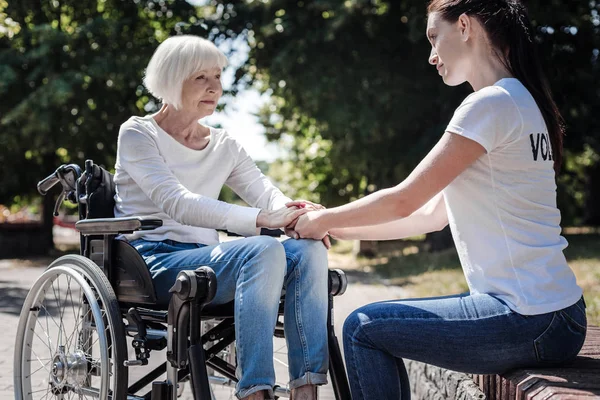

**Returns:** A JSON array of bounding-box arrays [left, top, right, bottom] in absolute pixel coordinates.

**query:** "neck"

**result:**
[[467, 46, 513, 91], [153, 104, 210, 140]]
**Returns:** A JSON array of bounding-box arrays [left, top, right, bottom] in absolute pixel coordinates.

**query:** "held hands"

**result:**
[[284, 200, 331, 249], [293, 211, 330, 241], [256, 206, 308, 229]]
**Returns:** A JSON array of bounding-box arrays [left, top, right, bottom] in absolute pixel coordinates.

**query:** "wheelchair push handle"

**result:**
[[37, 163, 83, 215], [37, 173, 60, 196], [38, 164, 82, 195]]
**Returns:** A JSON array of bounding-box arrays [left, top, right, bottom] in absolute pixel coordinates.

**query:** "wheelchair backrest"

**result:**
[[77, 161, 158, 306]]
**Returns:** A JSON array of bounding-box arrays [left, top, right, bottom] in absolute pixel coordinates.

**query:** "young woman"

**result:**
[[291, 0, 586, 398], [115, 35, 329, 400]]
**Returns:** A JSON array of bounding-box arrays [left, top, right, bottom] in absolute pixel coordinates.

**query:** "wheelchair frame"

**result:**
[[14, 160, 351, 400]]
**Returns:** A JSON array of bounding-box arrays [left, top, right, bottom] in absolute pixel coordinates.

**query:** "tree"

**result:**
[[212, 0, 600, 226], [0, 0, 210, 252]]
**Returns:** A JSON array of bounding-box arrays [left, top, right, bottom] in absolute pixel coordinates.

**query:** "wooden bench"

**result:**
[[473, 325, 600, 399]]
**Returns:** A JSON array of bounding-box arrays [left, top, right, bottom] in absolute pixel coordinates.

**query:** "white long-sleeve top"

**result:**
[[113, 115, 292, 244]]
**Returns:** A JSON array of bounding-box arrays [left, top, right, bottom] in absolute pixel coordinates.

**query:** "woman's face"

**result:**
[[180, 66, 223, 115], [426, 12, 470, 86]]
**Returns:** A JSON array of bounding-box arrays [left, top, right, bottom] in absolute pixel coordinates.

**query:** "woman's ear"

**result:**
[[457, 13, 471, 42]]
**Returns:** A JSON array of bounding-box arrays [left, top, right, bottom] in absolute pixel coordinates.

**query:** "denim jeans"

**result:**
[[130, 236, 329, 399], [343, 293, 587, 400]]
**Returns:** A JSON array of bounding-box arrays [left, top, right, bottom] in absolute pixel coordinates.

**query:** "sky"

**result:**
[[186, 0, 281, 162]]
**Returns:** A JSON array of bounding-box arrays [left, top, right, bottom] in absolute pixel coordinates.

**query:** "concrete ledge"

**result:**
[[406, 360, 485, 400]]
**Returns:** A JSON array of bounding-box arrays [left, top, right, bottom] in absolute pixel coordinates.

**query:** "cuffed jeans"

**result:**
[[343, 293, 587, 400], [130, 236, 329, 399]]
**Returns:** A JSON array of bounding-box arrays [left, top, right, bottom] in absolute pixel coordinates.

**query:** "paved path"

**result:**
[[1, 256, 406, 399]]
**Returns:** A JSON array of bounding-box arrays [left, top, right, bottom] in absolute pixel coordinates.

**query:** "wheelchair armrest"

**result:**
[[328, 269, 347, 296], [75, 216, 163, 235]]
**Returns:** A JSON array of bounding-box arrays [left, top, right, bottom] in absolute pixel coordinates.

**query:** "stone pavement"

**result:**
[[1, 256, 407, 399]]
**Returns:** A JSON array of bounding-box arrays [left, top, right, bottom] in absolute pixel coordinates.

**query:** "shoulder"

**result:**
[[210, 127, 245, 154], [119, 116, 157, 138], [461, 85, 515, 111], [453, 85, 521, 126], [118, 116, 159, 147]]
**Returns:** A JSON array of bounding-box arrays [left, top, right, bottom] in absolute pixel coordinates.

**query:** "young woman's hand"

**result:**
[[284, 200, 331, 248], [293, 210, 329, 240], [256, 207, 308, 229]]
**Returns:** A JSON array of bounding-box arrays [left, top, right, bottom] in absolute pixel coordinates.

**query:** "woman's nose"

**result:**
[[429, 48, 438, 65], [207, 79, 219, 94]]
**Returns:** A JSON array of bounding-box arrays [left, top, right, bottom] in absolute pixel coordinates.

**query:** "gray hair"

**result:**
[[143, 35, 228, 110]]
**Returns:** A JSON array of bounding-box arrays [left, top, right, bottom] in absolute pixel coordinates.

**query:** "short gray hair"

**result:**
[[143, 35, 228, 110]]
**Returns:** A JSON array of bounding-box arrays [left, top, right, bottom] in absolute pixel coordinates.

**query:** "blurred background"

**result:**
[[0, 0, 599, 325]]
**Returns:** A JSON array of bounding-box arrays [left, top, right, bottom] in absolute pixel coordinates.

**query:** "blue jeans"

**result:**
[[343, 293, 587, 400], [130, 236, 329, 399]]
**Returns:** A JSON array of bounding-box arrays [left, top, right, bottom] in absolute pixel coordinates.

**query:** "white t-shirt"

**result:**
[[113, 115, 292, 244], [443, 78, 582, 315]]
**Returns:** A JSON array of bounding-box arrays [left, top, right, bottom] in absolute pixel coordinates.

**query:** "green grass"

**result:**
[[334, 233, 600, 326], [563, 234, 600, 327]]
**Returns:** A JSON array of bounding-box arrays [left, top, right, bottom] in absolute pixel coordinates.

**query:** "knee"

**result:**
[[247, 235, 286, 258], [286, 238, 328, 270], [343, 307, 372, 342], [343, 310, 361, 341], [247, 236, 286, 272]]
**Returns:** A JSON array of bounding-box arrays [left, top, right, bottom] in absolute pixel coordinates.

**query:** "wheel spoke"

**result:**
[[68, 277, 83, 346], [32, 319, 54, 354], [66, 307, 92, 352], [40, 390, 53, 400], [27, 388, 52, 394], [40, 295, 62, 333], [52, 278, 64, 347], [26, 344, 52, 375], [26, 358, 52, 378]]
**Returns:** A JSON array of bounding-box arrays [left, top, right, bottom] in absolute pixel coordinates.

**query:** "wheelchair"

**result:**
[[13, 161, 351, 400]]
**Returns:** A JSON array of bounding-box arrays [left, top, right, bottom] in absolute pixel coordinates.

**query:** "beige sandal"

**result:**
[[290, 384, 318, 400]]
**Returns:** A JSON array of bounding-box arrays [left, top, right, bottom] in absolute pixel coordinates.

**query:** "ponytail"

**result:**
[[504, 1, 565, 174], [428, 0, 565, 174]]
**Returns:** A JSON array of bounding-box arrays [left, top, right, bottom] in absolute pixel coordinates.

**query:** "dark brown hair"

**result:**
[[428, 0, 564, 173]]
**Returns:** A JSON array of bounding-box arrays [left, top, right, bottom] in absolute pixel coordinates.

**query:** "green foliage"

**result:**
[[0, 0, 208, 206], [212, 0, 600, 220]]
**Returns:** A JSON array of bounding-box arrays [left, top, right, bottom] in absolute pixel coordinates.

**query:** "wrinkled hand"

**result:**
[[294, 210, 329, 241], [284, 200, 331, 249], [285, 199, 326, 211], [256, 206, 308, 229]]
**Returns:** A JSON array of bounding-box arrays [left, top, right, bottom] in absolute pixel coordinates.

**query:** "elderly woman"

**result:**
[[113, 35, 328, 400]]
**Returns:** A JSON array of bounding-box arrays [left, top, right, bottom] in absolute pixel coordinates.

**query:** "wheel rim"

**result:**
[[15, 266, 111, 399]]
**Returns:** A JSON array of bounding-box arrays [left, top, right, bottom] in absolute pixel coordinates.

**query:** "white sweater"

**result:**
[[113, 115, 292, 245]]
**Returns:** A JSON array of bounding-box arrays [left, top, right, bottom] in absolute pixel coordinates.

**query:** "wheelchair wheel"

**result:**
[[14, 255, 128, 399]]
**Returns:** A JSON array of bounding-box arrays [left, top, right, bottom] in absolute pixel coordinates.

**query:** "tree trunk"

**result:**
[[41, 190, 55, 254], [584, 162, 600, 226]]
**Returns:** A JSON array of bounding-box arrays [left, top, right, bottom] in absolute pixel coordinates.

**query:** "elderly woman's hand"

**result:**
[[294, 210, 330, 241], [284, 200, 331, 248], [256, 206, 308, 229], [285, 199, 325, 211]]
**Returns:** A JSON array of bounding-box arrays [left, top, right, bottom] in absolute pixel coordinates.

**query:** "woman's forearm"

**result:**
[[320, 185, 417, 229], [330, 193, 448, 240]]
